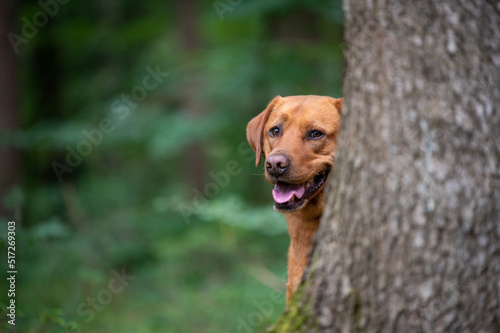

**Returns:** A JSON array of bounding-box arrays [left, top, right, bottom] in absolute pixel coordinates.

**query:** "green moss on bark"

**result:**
[[267, 284, 314, 333], [268, 252, 320, 332]]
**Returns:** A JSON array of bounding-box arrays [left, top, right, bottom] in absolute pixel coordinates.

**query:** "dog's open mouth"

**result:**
[[272, 168, 330, 212]]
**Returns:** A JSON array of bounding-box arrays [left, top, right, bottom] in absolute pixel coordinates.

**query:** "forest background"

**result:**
[[0, 0, 344, 332]]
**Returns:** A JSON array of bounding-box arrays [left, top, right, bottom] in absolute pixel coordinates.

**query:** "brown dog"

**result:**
[[246, 95, 343, 305]]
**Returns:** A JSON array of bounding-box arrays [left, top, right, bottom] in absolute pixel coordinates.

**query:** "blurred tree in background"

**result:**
[[0, 0, 343, 332]]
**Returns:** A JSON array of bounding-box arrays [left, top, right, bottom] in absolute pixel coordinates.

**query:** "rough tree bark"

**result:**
[[272, 0, 500, 332]]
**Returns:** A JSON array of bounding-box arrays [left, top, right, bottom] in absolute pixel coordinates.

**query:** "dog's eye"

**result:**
[[269, 127, 280, 137], [308, 130, 324, 139]]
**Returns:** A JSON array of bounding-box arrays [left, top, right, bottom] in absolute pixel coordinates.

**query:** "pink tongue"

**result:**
[[272, 182, 305, 204]]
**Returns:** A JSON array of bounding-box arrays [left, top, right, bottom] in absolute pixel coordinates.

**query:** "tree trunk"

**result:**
[[175, 0, 207, 191], [0, 0, 21, 220], [272, 1, 500, 332]]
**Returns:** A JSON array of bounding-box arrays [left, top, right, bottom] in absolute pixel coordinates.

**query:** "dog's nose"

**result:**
[[266, 154, 290, 177]]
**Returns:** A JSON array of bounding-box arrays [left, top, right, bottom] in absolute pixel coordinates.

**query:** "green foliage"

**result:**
[[0, 0, 343, 331]]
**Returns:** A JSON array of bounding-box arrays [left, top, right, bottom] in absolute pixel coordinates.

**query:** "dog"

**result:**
[[246, 95, 343, 305]]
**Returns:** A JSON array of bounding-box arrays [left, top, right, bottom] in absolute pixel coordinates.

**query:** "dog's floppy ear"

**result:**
[[327, 97, 343, 114], [246, 96, 281, 166]]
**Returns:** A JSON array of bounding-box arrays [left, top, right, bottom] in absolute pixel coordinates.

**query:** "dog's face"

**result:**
[[247, 95, 342, 213]]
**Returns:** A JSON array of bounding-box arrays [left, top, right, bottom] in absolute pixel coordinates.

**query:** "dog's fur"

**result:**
[[247, 95, 342, 305]]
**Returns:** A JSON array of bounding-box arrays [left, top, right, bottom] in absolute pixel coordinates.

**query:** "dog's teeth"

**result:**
[[305, 180, 314, 189]]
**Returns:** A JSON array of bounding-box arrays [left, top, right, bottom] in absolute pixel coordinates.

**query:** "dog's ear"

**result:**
[[246, 96, 281, 166], [327, 97, 343, 114]]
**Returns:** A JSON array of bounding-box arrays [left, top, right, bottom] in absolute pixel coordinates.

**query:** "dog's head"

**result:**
[[247, 95, 343, 213]]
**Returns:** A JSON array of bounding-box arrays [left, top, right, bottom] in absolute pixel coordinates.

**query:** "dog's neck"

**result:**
[[285, 213, 320, 253], [284, 191, 324, 270]]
